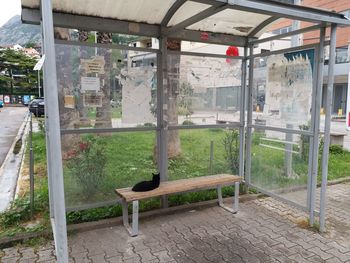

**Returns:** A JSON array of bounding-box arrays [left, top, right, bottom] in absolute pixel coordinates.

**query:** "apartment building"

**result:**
[[269, 0, 350, 116]]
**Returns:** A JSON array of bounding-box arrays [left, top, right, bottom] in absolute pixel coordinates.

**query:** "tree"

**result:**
[[78, 30, 112, 128], [54, 27, 80, 150], [0, 48, 38, 96], [95, 32, 113, 128], [77, 30, 90, 125], [166, 39, 182, 158]]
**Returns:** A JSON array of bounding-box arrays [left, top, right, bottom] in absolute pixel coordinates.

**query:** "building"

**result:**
[[266, 0, 350, 116]]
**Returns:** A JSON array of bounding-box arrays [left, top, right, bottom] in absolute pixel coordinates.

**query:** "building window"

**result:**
[[271, 26, 293, 35], [336, 46, 349, 64], [271, 0, 295, 4]]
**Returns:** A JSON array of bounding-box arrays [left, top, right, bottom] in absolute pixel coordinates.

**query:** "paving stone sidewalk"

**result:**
[[1, 182, 349, 263]]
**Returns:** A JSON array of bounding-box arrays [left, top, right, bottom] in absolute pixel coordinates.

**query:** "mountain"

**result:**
[[0, 15, 41, 46]]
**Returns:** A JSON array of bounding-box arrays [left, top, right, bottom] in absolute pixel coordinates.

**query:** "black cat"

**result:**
[[132, 173, 160, 192]]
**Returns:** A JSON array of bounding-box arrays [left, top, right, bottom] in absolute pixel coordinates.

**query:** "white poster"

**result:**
[[81, 77, 100, 92], [4, 95, 10, 104]]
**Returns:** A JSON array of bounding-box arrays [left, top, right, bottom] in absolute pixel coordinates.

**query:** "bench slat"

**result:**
[[115, 174, 241, 202]]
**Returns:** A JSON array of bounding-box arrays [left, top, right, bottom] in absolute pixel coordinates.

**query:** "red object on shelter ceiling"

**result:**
[[226, 46, 239, 63]]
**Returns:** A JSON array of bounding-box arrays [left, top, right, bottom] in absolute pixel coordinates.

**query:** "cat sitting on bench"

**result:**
[[132, 173, 160, 192]]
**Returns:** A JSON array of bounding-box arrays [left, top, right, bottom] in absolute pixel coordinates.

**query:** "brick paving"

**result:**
[[1, 182, 350, 263]]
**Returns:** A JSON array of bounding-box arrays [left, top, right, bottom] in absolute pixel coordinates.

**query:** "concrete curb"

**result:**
[[0, 113, 30, 212]]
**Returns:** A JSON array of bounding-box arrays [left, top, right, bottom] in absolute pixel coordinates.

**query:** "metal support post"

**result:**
[[284, 124, 293, 178], [239, 47, 248, 178], [157, 35, 168, 208], [309, 27, 325, 226], [29, 113, 34, 218], [209, 140, 214, 175], [306, 44, 320, 212], [245, 45, 254, 184], [40, 19, 54, 220], [38, 70, 41, 97], [41, 0, 68, 261], [320, 24, 337, 232]]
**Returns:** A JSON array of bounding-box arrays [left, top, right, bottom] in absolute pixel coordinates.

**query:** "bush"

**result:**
[[222, 129, 239, 174], [143, 122, 156, 127], [329, 144, 344, 155], [182, 120, 195, 126], [0, 192, 48, 228], [177, 106, 192, 116], [299, 124, 310, 161], [66, 137, 107, 200]]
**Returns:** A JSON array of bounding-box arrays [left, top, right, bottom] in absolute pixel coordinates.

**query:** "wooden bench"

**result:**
[[115, 174, 241, 236]]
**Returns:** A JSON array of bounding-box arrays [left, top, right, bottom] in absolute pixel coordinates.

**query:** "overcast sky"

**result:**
[[0, 0, 21, 27]]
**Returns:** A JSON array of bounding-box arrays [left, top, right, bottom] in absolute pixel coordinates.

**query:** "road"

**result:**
[[0, 106, 28, 167]]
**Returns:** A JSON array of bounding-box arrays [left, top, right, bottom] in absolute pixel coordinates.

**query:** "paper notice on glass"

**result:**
[[83, 92, 102, 107], [81, 77, 100, 92], [81, 56, 105, 74], [64, 95, 75, 109]]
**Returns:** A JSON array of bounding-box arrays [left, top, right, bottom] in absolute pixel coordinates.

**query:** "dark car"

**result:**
[[29, 98, 45, 117]]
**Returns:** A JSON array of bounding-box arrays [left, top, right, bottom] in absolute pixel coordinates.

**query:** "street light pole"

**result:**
[[38, 70, 41, 97]]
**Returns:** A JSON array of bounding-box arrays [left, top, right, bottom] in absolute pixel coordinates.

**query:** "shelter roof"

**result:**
[[21, 0, 350, 45]]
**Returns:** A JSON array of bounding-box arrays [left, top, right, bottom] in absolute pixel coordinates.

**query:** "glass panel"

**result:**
[[61, 132, 157, 208], [253, 48, 315, 131], [55, 44, 157, 130], [168, 128, 240, 180], [250, 129, 310, 207], [167, 54, 242, 127]]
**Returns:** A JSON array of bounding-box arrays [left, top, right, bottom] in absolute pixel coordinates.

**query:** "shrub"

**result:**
[[329, 144, 344, 155], [182, 120, 195, 126], [0, 192, 48, 228], [66, 137, 107, 200], [143, 122, 156, 127], [299, 124, 310, 161], [222, 129, 239, 174]]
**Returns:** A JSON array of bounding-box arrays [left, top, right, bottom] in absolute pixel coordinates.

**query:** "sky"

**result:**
[[0, 0, 21, 27]]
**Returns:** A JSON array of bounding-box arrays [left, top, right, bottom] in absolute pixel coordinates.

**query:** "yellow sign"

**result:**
[[81, 56, 105, 74], [64, 95, 75, 109]]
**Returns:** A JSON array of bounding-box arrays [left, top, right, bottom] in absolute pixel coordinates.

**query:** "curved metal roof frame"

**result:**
[[22, 0, 350, 47]]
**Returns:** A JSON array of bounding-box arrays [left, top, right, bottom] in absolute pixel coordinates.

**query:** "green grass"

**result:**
[[87, 107, 122, 119], [2, 128, 350, 236], [325, 151, 350, 180], [0, 131, 50, 239]]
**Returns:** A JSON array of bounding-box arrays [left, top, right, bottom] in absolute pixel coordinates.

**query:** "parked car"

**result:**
[[28, 97, 45, 117], [0, 100, 3, 108]]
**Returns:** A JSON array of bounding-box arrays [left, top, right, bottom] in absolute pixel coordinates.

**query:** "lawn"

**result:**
[[1, 128, 350, 237]]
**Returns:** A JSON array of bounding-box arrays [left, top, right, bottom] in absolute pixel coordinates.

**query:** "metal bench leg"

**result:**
[[121, 199, 139, 237], [217, 183, 239, 214], [131, 200, 139, 237], [234, 181, 239, 213], [217, 186, 224, 206], [121, 199, 129, 229]]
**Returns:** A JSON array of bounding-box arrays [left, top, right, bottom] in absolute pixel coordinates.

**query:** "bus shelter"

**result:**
[[21, 0, 350, 261]]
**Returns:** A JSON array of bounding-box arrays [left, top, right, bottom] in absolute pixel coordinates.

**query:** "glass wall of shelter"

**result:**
[[21, 0, 350, 262]]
